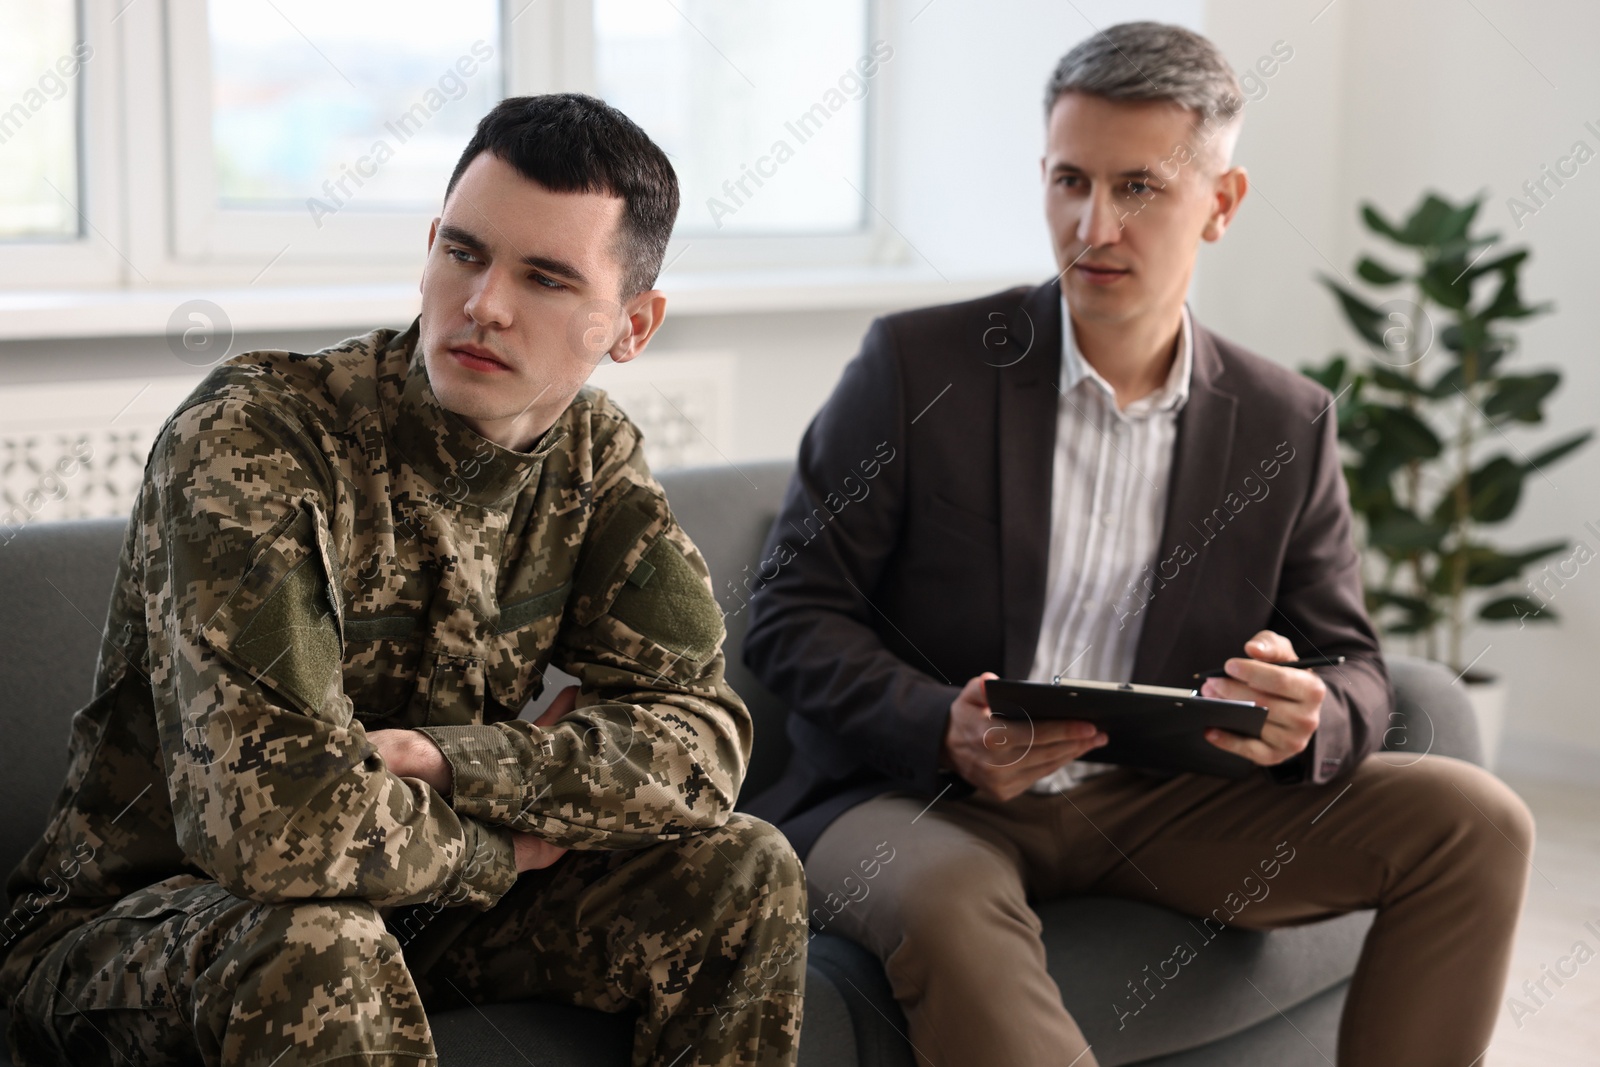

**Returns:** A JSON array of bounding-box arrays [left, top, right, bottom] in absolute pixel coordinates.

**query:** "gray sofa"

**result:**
[[0, 458, 1481, 1066]]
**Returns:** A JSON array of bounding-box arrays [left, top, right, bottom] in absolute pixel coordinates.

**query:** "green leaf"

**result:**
[[1334, 383, 1371, 438], [1463, 249, 1528, 283], [1441, 317, 1492, 355], [1369, 590, 1433, 613], [1480, 270, 1551, 321], [1350, 406, 1440, 486], [1463, 540, 1568, 585], [1400, 194, 1458, 245], [1322, 277, 1387, 345], [1368, 589, 1441, 636], [1430, 340, 1509, 395], [1369, 404, 1443, 459], [1386, 192, 1480, 247], [1484, 372, 1559, 422], [1473, 456, 1527, 523], [1436, 234, 1499, 262], [1419, 261, 1472, 309], [1301, 355, 1349, 393], [1426, 366, 1464, 398], [1437, 196, 1482, 244], [1367, 509, 1449, 551], [1479, 595, 1555, 622], [1370, 366, 1429, 396], [1526, 430, 1593, 470], [1357, 257, 1406, 285], [1361, 204, 1407, 243], [1441, 456, 1525, 524]]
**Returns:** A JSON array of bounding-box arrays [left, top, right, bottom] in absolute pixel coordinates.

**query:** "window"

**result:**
[[593, 0, 872, 237], [1, 0, 886, 292], [0, 0, 120, 289], [0, 5, 84, 241], [166, 0, 504, 270], [208, 0, 502, 213]]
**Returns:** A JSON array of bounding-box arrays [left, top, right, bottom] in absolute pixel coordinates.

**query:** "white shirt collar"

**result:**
[[1059, 296, 1193, 417]]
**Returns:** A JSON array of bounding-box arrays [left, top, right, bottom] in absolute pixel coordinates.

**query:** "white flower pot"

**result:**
[[1461, 672, 1508, 771]]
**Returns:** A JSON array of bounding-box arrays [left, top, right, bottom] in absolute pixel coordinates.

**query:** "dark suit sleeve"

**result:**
[[742, 317, 961, 795], [1266, 402, 1391, 784]]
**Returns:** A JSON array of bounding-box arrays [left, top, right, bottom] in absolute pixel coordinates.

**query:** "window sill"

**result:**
[[0, 267, 1037, 342]]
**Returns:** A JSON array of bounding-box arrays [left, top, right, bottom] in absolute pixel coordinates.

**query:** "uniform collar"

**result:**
[[1059, 297, 1193, 417], [387, 316, 563, 508]]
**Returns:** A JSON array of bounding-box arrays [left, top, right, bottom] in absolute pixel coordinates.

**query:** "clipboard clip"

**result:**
[[1049, 674, 1202, 698], [1050, 673, 1135, 691]]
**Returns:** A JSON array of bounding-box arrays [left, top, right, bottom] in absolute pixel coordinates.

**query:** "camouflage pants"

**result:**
[[6, 814, 805, 1067]]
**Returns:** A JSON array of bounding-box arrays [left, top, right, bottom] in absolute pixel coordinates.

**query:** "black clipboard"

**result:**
[[984, 677, 1270, 779]]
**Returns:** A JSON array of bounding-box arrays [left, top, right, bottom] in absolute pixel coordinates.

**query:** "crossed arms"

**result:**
[[147, 394, 747, 910]]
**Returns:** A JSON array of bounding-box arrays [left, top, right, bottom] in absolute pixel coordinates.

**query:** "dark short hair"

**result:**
[[1043, 22, 1243, 163], [445, 93, 680, 298]]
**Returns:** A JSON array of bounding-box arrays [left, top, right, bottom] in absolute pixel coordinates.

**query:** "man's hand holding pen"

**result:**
[[1198, 630, 1331, 766]]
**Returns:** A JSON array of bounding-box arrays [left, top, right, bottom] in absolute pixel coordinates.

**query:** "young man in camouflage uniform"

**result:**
[[0, 94, 806, 1067]]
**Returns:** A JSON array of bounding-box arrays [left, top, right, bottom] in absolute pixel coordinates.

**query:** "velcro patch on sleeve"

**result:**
[[200, 501, 347, 722], [608, 535, 724, 670]]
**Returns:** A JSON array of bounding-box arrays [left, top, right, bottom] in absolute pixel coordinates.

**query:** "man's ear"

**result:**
[[420, 217, 440, 295], [608, 289, 668, 365], [1201, 167, 1248, 243]]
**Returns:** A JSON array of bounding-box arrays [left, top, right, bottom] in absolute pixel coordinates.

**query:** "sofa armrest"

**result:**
[[1382, 654, 1484, 767]]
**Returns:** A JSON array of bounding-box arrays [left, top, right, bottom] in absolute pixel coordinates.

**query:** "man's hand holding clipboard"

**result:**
[[943, 629, 1341, 800], [939, 674, 1113, 801]]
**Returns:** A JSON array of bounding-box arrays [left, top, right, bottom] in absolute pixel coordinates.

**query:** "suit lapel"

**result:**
[[1132, 321, 1237, 682], [998, 280, 1064, 680]]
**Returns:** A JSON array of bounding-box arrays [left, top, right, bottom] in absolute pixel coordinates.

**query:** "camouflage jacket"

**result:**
[[0, 317, 748, 1004]]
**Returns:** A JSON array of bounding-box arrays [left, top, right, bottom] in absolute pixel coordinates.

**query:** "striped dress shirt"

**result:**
[[1026, 299, 1194, 794]]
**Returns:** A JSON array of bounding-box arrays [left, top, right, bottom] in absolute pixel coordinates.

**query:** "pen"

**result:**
[[1193, 654, 1345, 680]]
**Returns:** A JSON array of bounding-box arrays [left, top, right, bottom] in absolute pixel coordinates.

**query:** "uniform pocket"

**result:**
[[341, 617, 426, 725], [47, 875, 223, 1016], [483, 580, 569, 717], [419, 651, 486, 728]]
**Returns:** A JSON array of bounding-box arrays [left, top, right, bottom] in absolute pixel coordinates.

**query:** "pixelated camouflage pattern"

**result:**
[[6, 814, 804, 1067], [1, 318, 800, 1066]]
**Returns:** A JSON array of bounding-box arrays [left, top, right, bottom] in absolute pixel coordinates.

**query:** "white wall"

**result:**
[[1198, 0, 1600, 771]]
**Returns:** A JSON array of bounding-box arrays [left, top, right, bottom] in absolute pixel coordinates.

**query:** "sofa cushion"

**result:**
[[1128, 980, 1348, 1066], [0, 516, 128, 885], [1384, 655, 1483, 766], [1040, 898, 1370, 1064]]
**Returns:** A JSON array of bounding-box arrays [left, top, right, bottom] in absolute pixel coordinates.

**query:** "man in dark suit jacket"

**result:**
[[742, 21, 1533, 1067]]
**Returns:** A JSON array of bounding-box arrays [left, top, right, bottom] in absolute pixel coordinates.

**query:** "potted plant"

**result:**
[[1303, 191, 1591, 768]]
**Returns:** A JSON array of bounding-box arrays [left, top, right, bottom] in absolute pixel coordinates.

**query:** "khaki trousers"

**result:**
[[804, 753, 1534, 1067]]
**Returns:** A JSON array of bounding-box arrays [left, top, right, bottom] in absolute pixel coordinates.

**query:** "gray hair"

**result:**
[[1044, 22, 1243, 160]]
